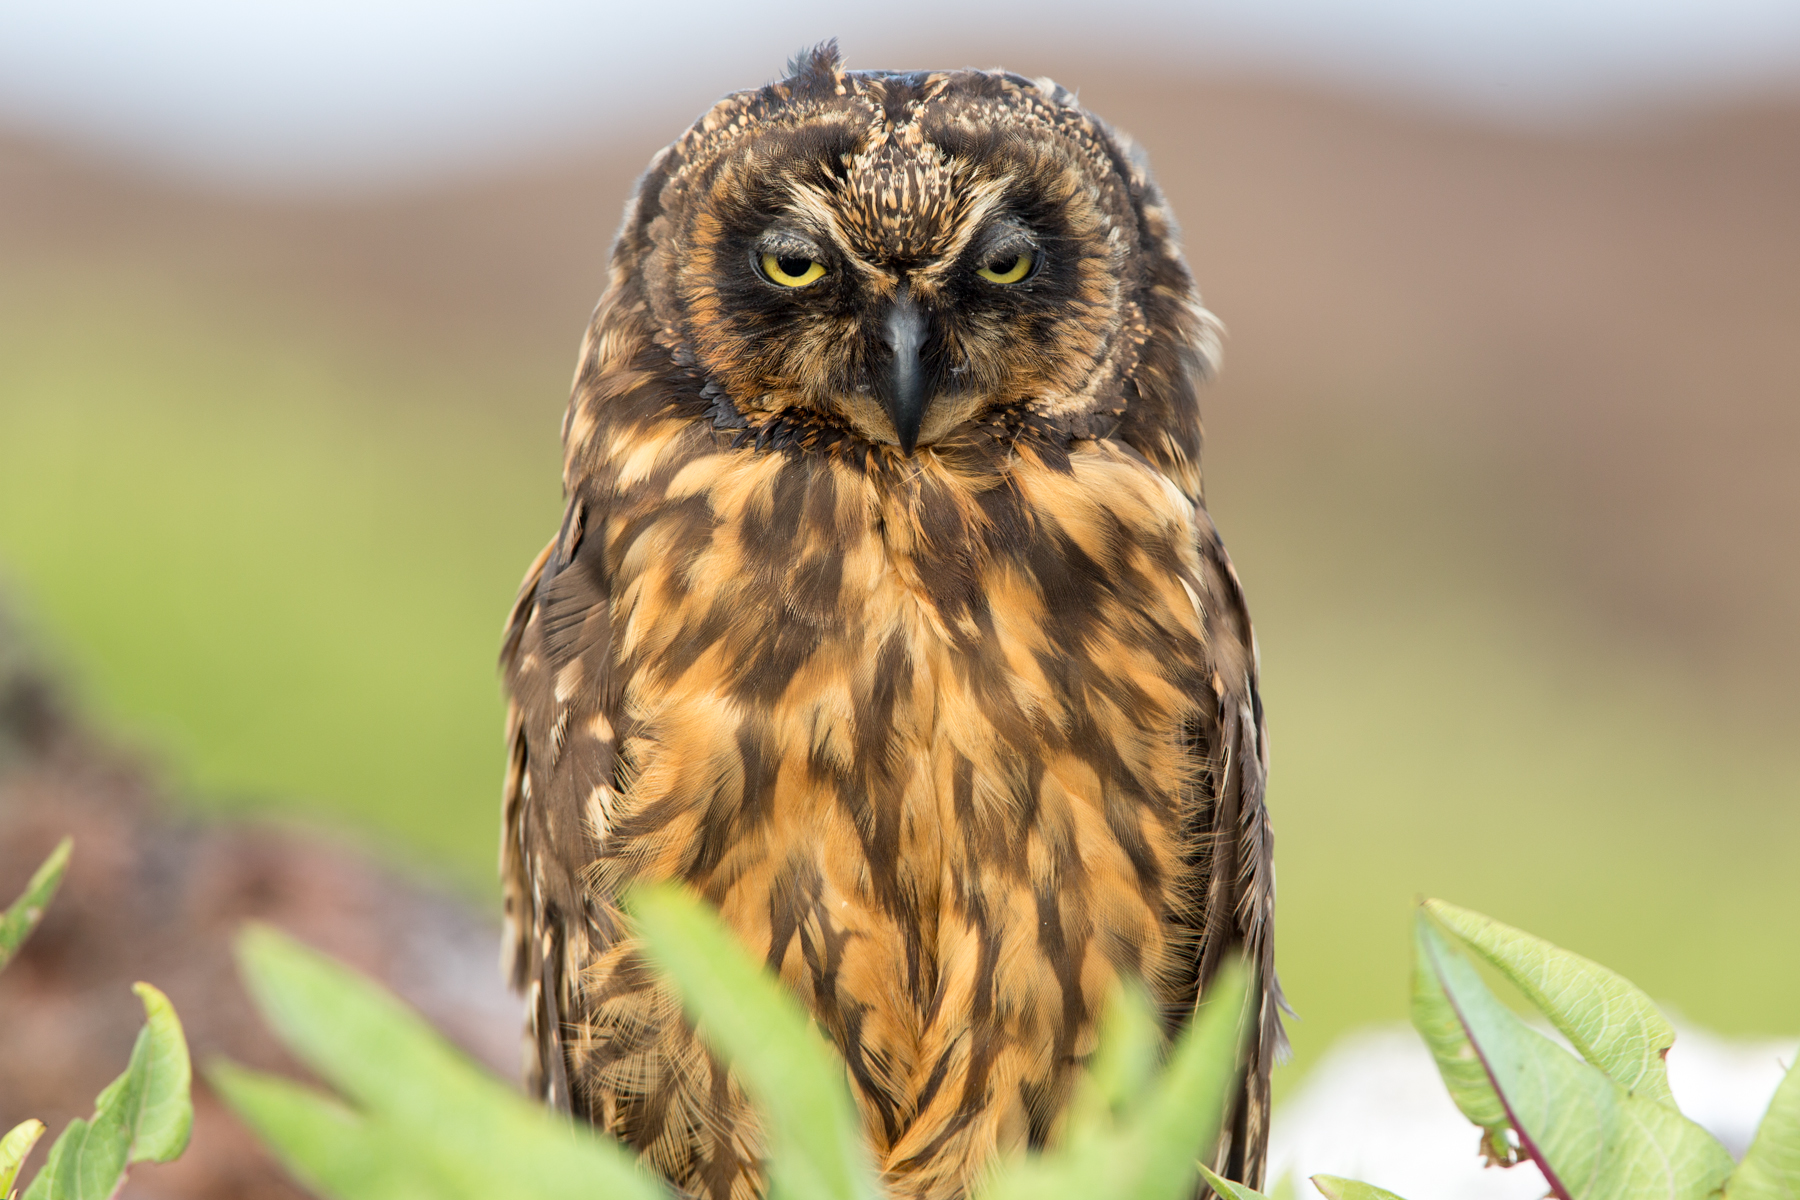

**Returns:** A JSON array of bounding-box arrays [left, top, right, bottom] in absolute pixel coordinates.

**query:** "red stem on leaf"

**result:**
[[1423, 933, 1573, 1200]]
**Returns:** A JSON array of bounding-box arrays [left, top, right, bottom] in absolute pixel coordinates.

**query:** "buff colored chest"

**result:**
[[598, 434, 1212, 1142]]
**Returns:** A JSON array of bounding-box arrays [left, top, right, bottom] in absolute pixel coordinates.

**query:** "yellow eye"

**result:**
[[977, 251, 1034, 284], [761, 252, 826, 288]]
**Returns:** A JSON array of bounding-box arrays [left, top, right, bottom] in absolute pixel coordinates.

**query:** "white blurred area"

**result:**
[[1269, 1025, 1799, 1199], [2, 0, 1799, 189]]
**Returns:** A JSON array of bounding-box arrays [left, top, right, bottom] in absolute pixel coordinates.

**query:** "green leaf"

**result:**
[[1418, 917, 1734, 1200], [977, 985, 1160, 1200], [979, 958, 1252, 1200], [209, 1061, 455, 1200], [630, 882, 879, 1200], [0, 1120, 46, 1197], [230, 923, 658, 1200], [1410, 916, 1512, 1160], [1730, 1054, 1800, 1200], [18, 1113, 128, 1200], [0, 838, 70, 971], [1062, 979, 1163, 1142], [1424, 899, 1676, 1105], [976, 1143, 1109, 1200], [19, 981, 193, 1200], [1310, 1176, 1411, 1200], [94, 983, 194, 1163], [1133, 958, 1254, 1200], [1199, 1162, 1272, 1199]]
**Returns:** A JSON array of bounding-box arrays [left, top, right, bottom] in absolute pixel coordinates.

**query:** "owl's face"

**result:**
[[627, 52, 1185, 455]]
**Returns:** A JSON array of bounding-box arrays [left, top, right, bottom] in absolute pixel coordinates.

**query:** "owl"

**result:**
[[500, 44, 1282, 1200]]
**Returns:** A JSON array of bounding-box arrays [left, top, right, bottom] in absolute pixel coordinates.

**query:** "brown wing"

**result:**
[[1187, 507, 1285, 1188], [499, 493, 623, 1112]]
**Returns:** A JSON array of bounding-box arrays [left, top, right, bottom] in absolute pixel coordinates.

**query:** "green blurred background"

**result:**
[[2, 44, 1797, 1097]]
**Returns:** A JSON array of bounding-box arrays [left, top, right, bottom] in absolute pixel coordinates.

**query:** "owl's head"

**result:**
[[603, 43, 1218, 463]]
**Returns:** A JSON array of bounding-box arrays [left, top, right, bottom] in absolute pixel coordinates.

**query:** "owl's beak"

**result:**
[[882, 292, 930, 454]]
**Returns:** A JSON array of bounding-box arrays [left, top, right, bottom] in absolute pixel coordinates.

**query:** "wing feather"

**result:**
[[1189, 510, 1286, 1188], [499, 492, 623, 1115]]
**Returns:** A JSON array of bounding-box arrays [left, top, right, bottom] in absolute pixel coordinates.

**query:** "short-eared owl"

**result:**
[[501, 43, 1281, 1200]]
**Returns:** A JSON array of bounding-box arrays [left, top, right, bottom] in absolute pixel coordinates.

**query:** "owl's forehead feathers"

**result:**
[[648, 62, 1140, 267], [780, 132, 1008, 267]]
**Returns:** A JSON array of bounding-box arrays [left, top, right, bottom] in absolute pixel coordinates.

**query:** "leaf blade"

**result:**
[[1419, 916, 1734, 1200], [1730, 1054, 1800, 1200], [17, 1119, 74, 1200], [630, 882, 879, 1200], [18, 1113, 129, 1200], [231, 924, 659, 1200], [1199, 1162, 1272, 1199], [0, 1120, 46, 1198], [1064, 979, 1163, 1139], [982, 960, 1253, 1200], [111, 983, 194, 1163], [1134, 958, 1253, 1200], [1425, 899, 1676, 1105], [0, 838, 70, 971], [208, 1060, 453, 1200], [1410, 914, 1512, 1161], [17, 980, 194, 1200], [1310, 1176, 1413, 1200]]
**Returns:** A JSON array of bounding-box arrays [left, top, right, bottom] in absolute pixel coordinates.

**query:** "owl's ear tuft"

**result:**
[[785, 39, 843, 91]]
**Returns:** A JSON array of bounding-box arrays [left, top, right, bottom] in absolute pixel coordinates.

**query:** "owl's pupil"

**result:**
[[776, 255, 812, 278], [990, 255, 1019, 274]]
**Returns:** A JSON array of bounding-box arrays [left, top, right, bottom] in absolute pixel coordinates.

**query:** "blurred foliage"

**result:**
[[219, 888, 1797, 1200], [217, 884, 1259, 1200], [1, 840, 195, 1199], [0, 837, 67, 972], [632, 884, 879, 1200], [213, 921, 656, 1200]]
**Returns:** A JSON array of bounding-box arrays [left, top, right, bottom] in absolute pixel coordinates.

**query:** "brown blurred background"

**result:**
[[2, 19, 1797, 1194]]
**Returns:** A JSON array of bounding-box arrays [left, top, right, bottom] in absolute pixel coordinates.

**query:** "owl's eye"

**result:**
[[760, 252, 827, 288], [977, 250, 1034, 285]]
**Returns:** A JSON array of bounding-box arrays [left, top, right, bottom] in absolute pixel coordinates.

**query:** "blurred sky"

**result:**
[[4, 0, 1800, 189]]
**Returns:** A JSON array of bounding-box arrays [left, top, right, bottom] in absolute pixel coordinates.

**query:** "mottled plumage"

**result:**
[[500, 45, 1282, 1200]]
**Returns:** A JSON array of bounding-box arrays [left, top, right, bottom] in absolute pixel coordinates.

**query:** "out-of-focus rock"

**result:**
[[0, 615, 518, 1199]]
